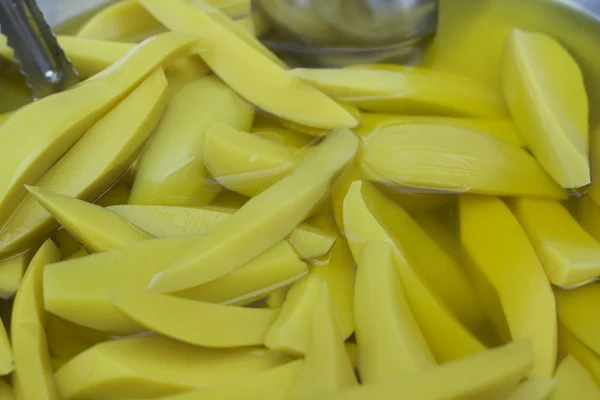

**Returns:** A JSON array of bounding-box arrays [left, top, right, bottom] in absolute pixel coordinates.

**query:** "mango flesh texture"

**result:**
[[288, 225, 337, 260], [0, 68, 168, 256], [140, 0, 357, 129], [509, 198, 600, 288], [130, 76, 254, 207], [0, 253, 26, 297], [551, 355, 600, 399], [287, 67, 507, 117], [163, 56, 211, 97], [0, 33, 195, 227], [502, 29, 590, 189], [361, 124, 565, 198], [343, 181, 485, 363], [459, 195, 557, 379], [354, 241, 435, 384], [555, 284, 600, 356], [148, 129, 358, 294], [54, 334, 289, 400], [111, 288, 277, 347], [11, 240, 60, 400], [558, 324, 600, 386], [43, 237, 306, 332], [506, 379, 556, 400]]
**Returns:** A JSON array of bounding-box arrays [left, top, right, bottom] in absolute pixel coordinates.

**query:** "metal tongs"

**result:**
[[0, 0, 79, 99]]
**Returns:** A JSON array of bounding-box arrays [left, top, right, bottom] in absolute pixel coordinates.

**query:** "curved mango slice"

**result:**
[[507, 380, 556, 400], [287, 67, 506, 117], [140, 0, 357, 129], [558, 324, 600, 386], [555, 284, 600, 356], [130, 76, 254, 206], [355, 241, 435, 384], [111, 288, 277, 347], [0, 254, 26, 298], [502, 29, 590, 189], [509, 198, 600, 288], [553, 355, 600, 399], [279, 102, 362, 137], [0, 380, 14, 400], [343, 181, 485, 363], [0, 69, 168, 255], [163, 56, 210, 97], [251, 116, 317, 149], [288, 225, 336, 260], [460, 195, 557, 378], [148, 129, 358, 294], [54, 335, 289, 400], [361, 124, 565, 198], [11, 240, 60, 400]]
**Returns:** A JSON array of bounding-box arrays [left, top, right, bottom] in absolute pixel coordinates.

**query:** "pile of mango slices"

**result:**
[[0, 0, 599, 399]]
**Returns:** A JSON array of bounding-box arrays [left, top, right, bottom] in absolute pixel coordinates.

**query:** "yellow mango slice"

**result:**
[[460, 195, 557, 378], [26, 187, 148, 253], [502, 29, 589, 188], [203, 123, 297, 196], [111, 288, 277, 347], [149, 129, 358, 293], [95, 180, 132, 207], [343, 181, 485, 363], [288, 287, 358, 399], [552, 355, 600, 399], [355, 241, 435, 384], [507, 380, 556, 400], [55, 335, 289, 400], [278, 102, 363, 138], [0, 33, 196, 227], [0, 69, 168, 255], [65, 248, 89, 260], [555, 284, 600, 355], [576, 196, 600, 243], [509, 198, 600, 287], [251, 116, 317, 149], [558, 324, 600, 386], [164, 56, 211, 97], [0, 253, 26, 297], [287, 67, 506, 117], [140, 0, 357, 129], [130, 76, 253, 206], [44, 237, 306, 332], [0, 380, 14, 400], [52, 229, 81, 259], [288, 225, 337, 260], [11, 240, 60, 400], [361, 124, 565, 198], [44, 316, 112, 362]]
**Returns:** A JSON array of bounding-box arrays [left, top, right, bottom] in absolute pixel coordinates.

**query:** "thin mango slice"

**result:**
[[0, 380, 14, 400], [460, 195, 557, 378], [287, 67, 506, 117], [130, 76, 254, 206], [288, 225, 337, 260], [361, 124, 565, 198], [343, 181, 485, 363], [111, 288, 277, 347], [552, 355, 600, 399], [54, 335, 289, 400], [0, 69, 167, 255], [507, 380, 556, 400], [0, 253, 26, 297], [148, 129, 357, 294], [502, 29, 589, 188], [140, 0, 357, 129], [555, 284, 600, 355], [164, 56, 210, 97], [355, 241, 435, 384], [558, 324, 600, 386], [0, 33, 196, 226], [288, 287, 357, 399], [11, 240, 60, 400], [509, 198, 600, 287], [27, 187, 148, 253]]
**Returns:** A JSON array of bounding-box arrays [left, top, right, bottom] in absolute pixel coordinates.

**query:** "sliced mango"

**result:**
[[576, 196, 600, 243], [140, 0, 357, 129], [552, 355, 600, 399], [555, 284, 600, 355], [95, 180, 132, 207], [164, 56, 210, 97], [288, 225, 337, 260], [211, 190, 250, 208], [65, 248, 89, 261], [130, 76, 254, 206], [148, 129, 357, 294], [54, 335, 289, 400], [287, 67, 506, 117], [52, 229, 81, 259], [361, 124, 565, 198], [460, 195, 557, 378], [0, 253, 26, 298], [111, 288, 277, 347], [507, 380, 556, 400], [355, 241, 435, 384], [502, 29, 589, 188], [44, 316, 112, 362], [558, 324, 600, 386], [509, 198, 600, 287], [0, 69, 167, 255]]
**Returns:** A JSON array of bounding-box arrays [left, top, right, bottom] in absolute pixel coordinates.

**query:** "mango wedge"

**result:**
[[0, 253, 26, 297], [502, 29, 590, 188], [52, 229, 82, 259], [140, 0, 357, 129], [558, 324, 600, 386], [460, 195, 557, 378], [111, 288, 277, 347], [288, 288, 358, 399], [510, 198, 600, 287], [355, 241, 435, 384], [163, 56, 210, 97], [0, 69, 167, 255], [55, 335, 289, 400], [552, 355, 600, 399], [288, 226, 337, 260], [361, 124, 565, 198], [130, 76, 254, 206], [149, 129, 357, 293], [0, 33, 196, 226], [11, 240, 60, 400], [507, 380, 556, 400], [555, 284, 600, 355], [287, 67, 506, 117]]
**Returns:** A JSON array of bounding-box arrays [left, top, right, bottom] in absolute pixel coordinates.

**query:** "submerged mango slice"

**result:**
[[251, 116, 317, 149], [130, 76, 254, 206], [552, 355, 600, 400], [460, 195, 557, 378], [507, 379, 556, 400], [555, 284, 600, 356], [558, 324, 600, 386], [0, 253, 26, 298], [361, 124, 565, 198], [502, 29, 589, 189]]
